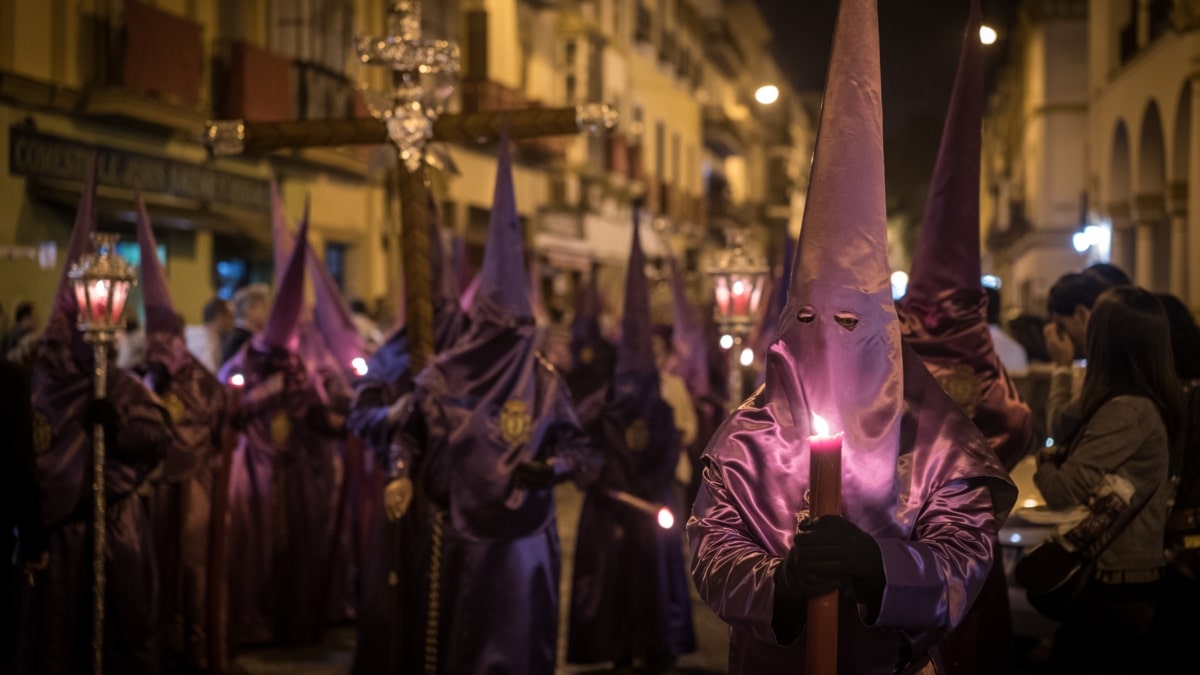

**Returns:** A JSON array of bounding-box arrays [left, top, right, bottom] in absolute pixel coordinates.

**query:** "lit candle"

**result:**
[[806, 413, 843, 675], [731, 278, 750, 316]]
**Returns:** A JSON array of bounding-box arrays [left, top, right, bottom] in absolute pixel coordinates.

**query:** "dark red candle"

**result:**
[[806, 414, 843, 675]]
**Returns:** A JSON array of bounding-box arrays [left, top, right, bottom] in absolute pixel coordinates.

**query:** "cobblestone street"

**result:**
[[232, 484, 730, 674]]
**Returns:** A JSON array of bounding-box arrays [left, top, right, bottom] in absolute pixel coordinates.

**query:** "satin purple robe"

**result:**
[[218, 344, 338, 647], [144, 332, 228, 672], [567, 374, 697, 664], [347, 305, 467, 674], [688, 346, 1017, 674], [13, 347, 171, 675], [395, 329, 601, 675]]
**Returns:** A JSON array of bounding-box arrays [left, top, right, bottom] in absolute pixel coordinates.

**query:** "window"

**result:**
[[566, 40, 577, 66], [655, 121, 666, 180], [566, 75, 577, 102], [325, 243, 347, 291]]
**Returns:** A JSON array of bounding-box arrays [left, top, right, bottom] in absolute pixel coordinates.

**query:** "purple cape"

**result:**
[[217, 345, 335, 646]]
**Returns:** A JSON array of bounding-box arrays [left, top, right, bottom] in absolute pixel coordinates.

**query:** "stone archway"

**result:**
[[1171, 78, 1190, 296], [1109, 120, 1134, 275], [1135, 100, 1169, 291]]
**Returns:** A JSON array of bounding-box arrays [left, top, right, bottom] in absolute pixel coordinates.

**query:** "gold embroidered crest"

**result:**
[[32, 412, 53, 454], [938, 364, 982, 417], [270, 412, 292, 446], [579, 346, 595, 365], [625, 418, 649, 452], [498, 399, 532, 448], [162, 392, 185, 424]]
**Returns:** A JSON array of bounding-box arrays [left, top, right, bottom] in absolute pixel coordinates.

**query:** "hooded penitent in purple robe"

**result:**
[[567, 212, 697, 668], [13, 158, 173, 675], [565, 267, 617, 404], [894, 5, 1034, 673], [218, 214, 343, 647], [663, 250, 724, 508], [752, 236, 795, 388], [347, 196, 469, 675], [135, 190, 229, 673], [389, 134, 601, 675], [686, 1, 1017, 673]]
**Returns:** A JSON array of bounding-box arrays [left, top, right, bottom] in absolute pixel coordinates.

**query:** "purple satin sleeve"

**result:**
[[110, 379, 172, 465], [347, 380, 395, 460], [687, 461, 784, 644], [548, 424, 603, 488], [874, 477, 999, 633]]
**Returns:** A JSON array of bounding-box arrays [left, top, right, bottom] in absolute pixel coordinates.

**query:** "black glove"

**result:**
[[146, 361, 171, 396], [85, 398, 121, 441], [783, 515, 885, 603], [513, 460, 557, 489]]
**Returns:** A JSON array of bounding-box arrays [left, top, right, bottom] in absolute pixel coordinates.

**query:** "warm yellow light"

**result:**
[[980, 25, 998, 45], [1022, 498, 1039, 509], [657, 508, 675, 529], [754, 85, 780, 105], [812, 414, 830, 437]]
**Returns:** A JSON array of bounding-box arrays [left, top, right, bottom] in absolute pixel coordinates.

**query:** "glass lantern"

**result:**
[[68, 233, 137, 343]]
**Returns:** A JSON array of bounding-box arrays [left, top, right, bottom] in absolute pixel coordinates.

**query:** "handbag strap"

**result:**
[[1073, 475, 1161, 561]]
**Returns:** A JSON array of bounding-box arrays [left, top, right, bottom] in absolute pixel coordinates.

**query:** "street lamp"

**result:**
[[706, 228, 768, 409], [754, 84, 780, 105], [67, 232, 136, 675], [979, 25, 998, 45]]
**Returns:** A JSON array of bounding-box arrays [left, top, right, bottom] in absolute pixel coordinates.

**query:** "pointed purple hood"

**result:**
[[473, 132, 533, 323], [616, 211, 655, 379], [135, 188, 190, 373], [905, 0, 984, 303], [41, 154, 99, 352], [752, 235, 794, 369], [665, 249, 710, 399], [304, 202, 367, 372], [896, 0, 1034, 470], [765, 0, 903, 514], [570, 266, 604, 357], [257, 204, 309, 352]]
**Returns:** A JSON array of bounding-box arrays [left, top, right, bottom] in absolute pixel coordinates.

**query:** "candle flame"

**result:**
[[351, 357, 369, 376], [230, 373, 245, 388], [657, 508, 675, 530], [811, 413, 830, 437]]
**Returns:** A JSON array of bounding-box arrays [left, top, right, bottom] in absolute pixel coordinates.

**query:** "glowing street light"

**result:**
[[755, 84, 780, 105], [979, 25, 998, 45]]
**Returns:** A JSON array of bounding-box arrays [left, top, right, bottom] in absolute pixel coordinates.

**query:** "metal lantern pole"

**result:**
[[68, 232, 137, 675]]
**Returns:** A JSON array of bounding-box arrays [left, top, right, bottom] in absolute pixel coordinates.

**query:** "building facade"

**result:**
[[0, 0, 813, 342], [983, 0, 1200, 317]]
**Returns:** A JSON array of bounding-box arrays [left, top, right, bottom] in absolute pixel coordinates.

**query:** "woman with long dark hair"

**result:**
[[1034, 286, 1183, 671]]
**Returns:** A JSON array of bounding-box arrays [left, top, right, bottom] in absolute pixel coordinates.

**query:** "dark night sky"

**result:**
[[754, 0, 1020, 230]]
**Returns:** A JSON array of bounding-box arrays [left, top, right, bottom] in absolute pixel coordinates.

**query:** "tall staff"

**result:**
[[68, 233, 137, 674]]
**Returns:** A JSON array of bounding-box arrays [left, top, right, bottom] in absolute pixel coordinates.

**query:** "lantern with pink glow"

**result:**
[[67, 231, 137, 673], [705, 227, 768, 409]]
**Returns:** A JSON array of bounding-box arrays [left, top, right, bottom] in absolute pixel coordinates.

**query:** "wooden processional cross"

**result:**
[[204, 105, 615, 370]]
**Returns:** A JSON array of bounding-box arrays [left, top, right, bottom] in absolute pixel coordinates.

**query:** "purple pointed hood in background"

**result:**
[[41, 154, 99, 354], [472, 132, 533, 323], [135, 188, 189, 373], [615, 211, 656, 382], [751, 235, 794, 375], [257, 203, 309, 353], [569, 265, 605, 363], [897, 0, 1033, 469], [664, 249, 710, 400], [305, 201, 367, 373], [905, 0, 983, 304]]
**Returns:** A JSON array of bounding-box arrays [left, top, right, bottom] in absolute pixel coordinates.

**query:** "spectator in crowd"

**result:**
[[1085, 262, 1132, 287], [116, 317, 146, 373], [221, 283, 270, 364], [185, 297, 233, 374], [985, 286, 1028, 377], [1034, 286, 1181, 672], [1008, 313, 1050, 364], [1045, 271, 1113, 361]]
